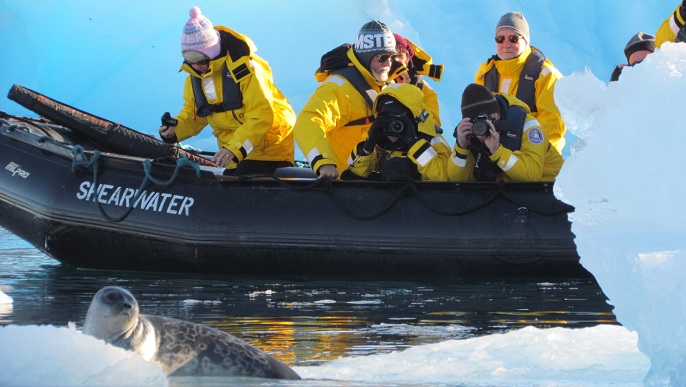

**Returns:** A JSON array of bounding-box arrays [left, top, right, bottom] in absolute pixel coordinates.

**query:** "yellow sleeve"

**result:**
[[174, 76, 208, 142], [408, 136, 451, 181], [489, 117, 547, 181], [533, 61, 566, 154], [447, 143, 476, 182], [294, 76, 372, 174], [421, 82, 442, 127], [656, 6, 685, 47], [216, 58, 276, 162], [293, 81, 343, 174], [346, 142, 376, 179]]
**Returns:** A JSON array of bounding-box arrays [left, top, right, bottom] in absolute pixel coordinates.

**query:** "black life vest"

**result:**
[[190, 30, 251, 118], [483, 48, 546, 113]]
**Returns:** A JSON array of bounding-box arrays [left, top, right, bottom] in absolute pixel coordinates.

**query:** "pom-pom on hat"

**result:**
[[354, 20, 396, 68], [496, 11, 530, 44], [624, 32, 656, 62], [181, 6, 221, 61], [461, 83, 500, 119]]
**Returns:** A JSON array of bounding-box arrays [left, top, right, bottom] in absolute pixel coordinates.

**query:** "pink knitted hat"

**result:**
[[181, 6, 221, 60]]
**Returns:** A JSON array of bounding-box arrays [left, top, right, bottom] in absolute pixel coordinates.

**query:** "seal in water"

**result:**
[[82, 286, 300, 379]]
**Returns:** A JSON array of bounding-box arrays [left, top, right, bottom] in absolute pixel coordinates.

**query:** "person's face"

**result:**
[[183, 52, 211, 73], [495, 27, 527, 60], [628, 50, 652, 65], [395, 45, 410, 66], [369, 53, 394, 82]]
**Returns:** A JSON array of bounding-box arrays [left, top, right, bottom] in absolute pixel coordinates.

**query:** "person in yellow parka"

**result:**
[[389, 33, 444, 127], [158, 6, 295, 176], [343, 84, 450, 182], [448, 84, 563, 183], [656, 1, 686, 47], [475, 12, 566, 155], [293, 21, 396, 180]]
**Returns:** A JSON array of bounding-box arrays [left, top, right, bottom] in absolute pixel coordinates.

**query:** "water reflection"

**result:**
[[0, 227, 617, 366]]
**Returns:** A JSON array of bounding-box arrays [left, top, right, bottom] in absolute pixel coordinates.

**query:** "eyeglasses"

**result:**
[[495, 35, 522, 44], [185, 57, 210, 66], [376, 54, 396, 63], [183, 51, 211, 65]]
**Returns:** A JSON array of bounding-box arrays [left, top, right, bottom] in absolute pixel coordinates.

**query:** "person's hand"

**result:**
[[212, 148, 235, 168], [480, 120, 500, 154], [158, 125, 177, 144], [317, 164, 339, 180], [362, 118, 387, 154], [389, 61, 409, 83], [393, 70, 412, 84], [455, 118, 474, 149]]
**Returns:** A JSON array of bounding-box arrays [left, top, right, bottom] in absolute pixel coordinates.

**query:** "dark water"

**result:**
[[0, 226, 617, 368]]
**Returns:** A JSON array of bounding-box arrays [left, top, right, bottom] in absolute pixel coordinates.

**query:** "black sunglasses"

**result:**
[[495, 35, 522, 44], [186, 58, 210, 66], [376, 54, 396, 63]]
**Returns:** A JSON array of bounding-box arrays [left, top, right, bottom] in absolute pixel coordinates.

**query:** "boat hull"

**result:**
[[0, 117, 587, 277]]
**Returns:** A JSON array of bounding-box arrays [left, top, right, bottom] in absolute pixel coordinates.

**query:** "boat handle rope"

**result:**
[[325, 178, 412, 221], [408, 182, 501, 216], [71, 146, 201, 223], [237, 174, 570, 220], [235, 173, 409, 220], [2, 118, 31, 133], [409, 181, 573, 217]]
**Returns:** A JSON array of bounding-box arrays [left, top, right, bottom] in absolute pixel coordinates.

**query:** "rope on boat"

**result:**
[[71, 146, 201, 223], [235, 173, 571, 220], [326, 178, 412, 221], [142, 157, 201, 187], [1, 118, 31, 133], [408, 181, 572, 217]]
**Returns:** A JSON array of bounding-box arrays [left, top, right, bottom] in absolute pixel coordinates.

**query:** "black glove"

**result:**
[[681, 1, 686, 20], [362, 117, 388, 154]]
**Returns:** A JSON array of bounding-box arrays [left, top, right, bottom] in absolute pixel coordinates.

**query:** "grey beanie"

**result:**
[[496, 12, 530, 43], [624, 32, 656, 62], [354, 20, 396, 68]]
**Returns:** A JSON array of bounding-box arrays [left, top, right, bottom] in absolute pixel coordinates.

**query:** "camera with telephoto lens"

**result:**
[[471, 113, 494, 136], [381, 115, 407, 136]]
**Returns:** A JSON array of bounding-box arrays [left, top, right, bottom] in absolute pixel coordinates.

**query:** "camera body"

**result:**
[[471, 113, 494, 136], [380, 114, 407, 136], [161, 112, 178, 127]]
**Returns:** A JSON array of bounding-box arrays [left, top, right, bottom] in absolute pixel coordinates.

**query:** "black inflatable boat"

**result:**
[[0, 85, 588, 277]]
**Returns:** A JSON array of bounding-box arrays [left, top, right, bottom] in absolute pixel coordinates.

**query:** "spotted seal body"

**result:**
[[82, 286, 300, 379]]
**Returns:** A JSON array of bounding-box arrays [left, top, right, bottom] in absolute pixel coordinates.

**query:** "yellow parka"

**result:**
[[293, 46, 387, 176], [448, 93, 563, 182], [656, 5, 686, 47], [395, 38, 444, 127], [175, 26, 295, 167], [347, 84, 450, 181], [475, 45, 566, 154]]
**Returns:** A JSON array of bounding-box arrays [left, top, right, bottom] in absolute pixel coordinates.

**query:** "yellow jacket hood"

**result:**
[[373, 83, 437, 137]]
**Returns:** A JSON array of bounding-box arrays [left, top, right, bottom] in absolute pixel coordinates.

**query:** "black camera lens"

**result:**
[[471, 113, 492, 136], [472, 121, 489, 136], [388, 118, 405, 135]]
